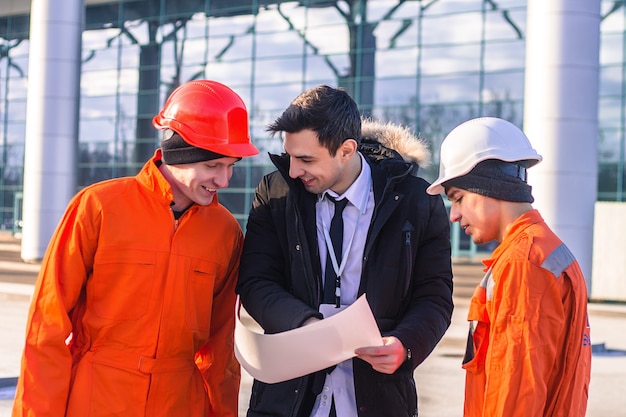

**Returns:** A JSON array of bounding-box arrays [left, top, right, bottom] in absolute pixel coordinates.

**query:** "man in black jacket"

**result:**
[[236, 85, 453, 417]]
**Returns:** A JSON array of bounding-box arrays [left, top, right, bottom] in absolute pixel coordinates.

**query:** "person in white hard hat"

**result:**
[[427, 117, 591, 417]]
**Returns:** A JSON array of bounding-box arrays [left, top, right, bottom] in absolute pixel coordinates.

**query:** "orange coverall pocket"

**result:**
[[489, 314, 523, 373], [462, 320, 488, 375], [185, 258, 217, 331], [67, 351, 150, 417], [89, 249, 156, 320]]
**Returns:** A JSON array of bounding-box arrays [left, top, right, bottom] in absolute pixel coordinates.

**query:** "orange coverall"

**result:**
[[463, 210, 591, 417], [12, 150, 241, 417]]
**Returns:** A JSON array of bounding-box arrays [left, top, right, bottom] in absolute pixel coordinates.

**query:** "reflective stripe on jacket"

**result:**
[[463, 209, 591, 417], [12, 150, 242, 417]]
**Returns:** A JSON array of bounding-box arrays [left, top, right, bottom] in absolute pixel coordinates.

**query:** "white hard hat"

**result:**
[[426, 117, 542, 195]]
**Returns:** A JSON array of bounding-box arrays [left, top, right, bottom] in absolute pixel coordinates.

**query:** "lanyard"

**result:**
[[321, 176, 371, 306]]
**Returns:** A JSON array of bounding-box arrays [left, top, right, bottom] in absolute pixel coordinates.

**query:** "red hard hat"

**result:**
[[153, 80, 259, 157]]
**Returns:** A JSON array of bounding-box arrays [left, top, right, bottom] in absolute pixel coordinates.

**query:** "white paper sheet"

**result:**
[[234, 294, 383, 384]]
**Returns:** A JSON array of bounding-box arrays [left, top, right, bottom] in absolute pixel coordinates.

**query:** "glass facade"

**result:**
[[0, 0, 623, 233]]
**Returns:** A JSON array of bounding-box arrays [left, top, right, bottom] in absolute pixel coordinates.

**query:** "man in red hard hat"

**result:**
[[428, 117, 591, 417], [12, 80, 258, 417]]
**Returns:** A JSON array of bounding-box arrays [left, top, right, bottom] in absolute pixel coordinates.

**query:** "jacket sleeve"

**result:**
[[195, 230, 242, 417], [481, 260, 563, 417], [387, 191, 454, 368], [12, 192, 98, 417], [236, 174, 322, 333]]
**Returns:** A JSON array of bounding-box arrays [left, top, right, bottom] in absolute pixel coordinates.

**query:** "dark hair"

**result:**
[[267, 85, 361, 156]]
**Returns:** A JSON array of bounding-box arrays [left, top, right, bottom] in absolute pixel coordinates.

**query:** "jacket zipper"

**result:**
[[402, 221, 414, 296], [292, 198, 320, 306]]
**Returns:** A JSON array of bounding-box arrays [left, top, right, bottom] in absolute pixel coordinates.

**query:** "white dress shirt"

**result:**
[[311, 152, 375, 417]]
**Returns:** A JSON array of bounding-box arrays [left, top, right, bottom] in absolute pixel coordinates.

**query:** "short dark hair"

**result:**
[[267, 85, 361, 156]]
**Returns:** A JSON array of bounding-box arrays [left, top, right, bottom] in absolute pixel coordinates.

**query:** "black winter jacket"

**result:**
[[237, 120, 454, 417]]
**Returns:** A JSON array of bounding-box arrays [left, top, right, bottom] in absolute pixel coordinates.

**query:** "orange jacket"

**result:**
[[13, 150, 242, 417], [463, 210, 591, 417]]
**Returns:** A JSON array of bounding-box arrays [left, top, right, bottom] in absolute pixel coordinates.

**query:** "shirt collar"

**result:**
[[320, 152, 371, 210], [483, 209, 544, 269]]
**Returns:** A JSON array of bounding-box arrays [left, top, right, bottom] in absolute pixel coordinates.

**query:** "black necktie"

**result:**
[[323, 196, 349, 304]]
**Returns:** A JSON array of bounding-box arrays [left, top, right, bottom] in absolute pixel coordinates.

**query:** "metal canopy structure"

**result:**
[[1, 0, 384, 166], [0, 0, 623, 299]]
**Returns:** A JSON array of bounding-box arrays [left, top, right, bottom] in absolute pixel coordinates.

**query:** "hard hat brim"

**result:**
[[427, 117, 542, 196], [426, 154, 541, 196]]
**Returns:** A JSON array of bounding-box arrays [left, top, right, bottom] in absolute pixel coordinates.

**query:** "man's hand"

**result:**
[[301, 317, 321, 326], [354, 336, 408, 374]]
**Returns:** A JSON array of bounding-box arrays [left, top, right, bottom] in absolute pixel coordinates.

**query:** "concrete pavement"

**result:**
[[0, 232, 624, 416]]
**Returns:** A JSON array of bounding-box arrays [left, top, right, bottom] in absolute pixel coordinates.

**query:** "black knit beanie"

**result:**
[[443, 159, 534, 203], [160, 130, 227, 165]]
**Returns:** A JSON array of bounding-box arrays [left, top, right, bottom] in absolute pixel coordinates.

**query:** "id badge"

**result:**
[[320, 303, 349, 318]]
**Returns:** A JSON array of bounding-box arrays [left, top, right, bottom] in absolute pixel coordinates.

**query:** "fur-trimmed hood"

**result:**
[[361, 118, 431, 168]]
